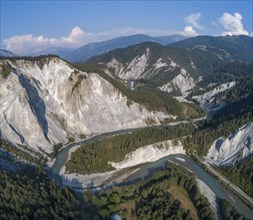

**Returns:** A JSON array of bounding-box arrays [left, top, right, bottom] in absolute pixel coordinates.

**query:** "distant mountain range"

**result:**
[[170, 35, 253, 64], [2, 35, 252, 66], [64, 34, 186, 62], [18, 34, 186, 62], [30, 47, 74, 58], [87, 35, 253, 95], [0, 49, 16, 57]]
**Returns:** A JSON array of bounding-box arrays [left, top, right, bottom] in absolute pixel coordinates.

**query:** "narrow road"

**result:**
[[186, 116, 199, 129], [193, 153, 253, 208], [182, 104, 202, 129], [205, 163, 253, 206]]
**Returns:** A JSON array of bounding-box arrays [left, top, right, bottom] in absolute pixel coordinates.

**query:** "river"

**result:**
[[50, 130, 253, 219], [50, 123, 189, 176], [124, 154, 253, 219]]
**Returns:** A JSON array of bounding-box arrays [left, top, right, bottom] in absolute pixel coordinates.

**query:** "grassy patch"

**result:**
[[181, 102, 205, 118], [168, 185, 199, 220], [118, 201, 137, 220]]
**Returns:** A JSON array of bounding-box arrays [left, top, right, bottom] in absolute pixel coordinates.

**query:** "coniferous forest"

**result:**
[[1, 4, 253, 218], [0, 166, 81, 219]]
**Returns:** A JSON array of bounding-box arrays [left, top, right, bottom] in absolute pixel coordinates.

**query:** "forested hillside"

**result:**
[[66, 124, 195, 174], [218, 199, 247, 220], [84, 163, 215, 220], [2, 0, 253, 219], [0, 167, 81, 219], [196, 62, 253, 89], [189, 75, 253, 155], [219, 154, 253, 197]]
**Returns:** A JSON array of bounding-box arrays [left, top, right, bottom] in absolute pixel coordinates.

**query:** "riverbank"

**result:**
[[193, 152, 253, 209], [197, 178, 218, 219], [59, 140, 185, 189], [51, 152, 253, 219], [49, 123, 253, 219], [168, 155, 253, 219]]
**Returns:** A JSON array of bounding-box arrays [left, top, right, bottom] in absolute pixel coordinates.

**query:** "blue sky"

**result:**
[[1, 0, 252, 54]]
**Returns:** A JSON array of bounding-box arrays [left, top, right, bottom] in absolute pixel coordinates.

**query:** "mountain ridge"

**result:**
[[0, 56, 179, 155], [65, 34, 186, 62], [169, 35, 253, 63], [30, 47, 74, 58], [0, 49, 16, 57], [87, 36, 253, 95]]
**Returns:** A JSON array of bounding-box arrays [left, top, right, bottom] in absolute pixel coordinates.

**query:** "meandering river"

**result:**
[[50, 129, 253, 219]]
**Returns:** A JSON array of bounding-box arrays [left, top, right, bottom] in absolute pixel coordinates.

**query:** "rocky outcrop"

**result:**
[[0, 57, 169, 154]]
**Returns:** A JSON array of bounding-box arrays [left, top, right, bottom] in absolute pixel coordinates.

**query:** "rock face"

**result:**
[[193, 81, 236, 111], [61, 139, 186, 189], [109, 140, 185, 169], [0, 57, 167, 153], [159, 69, 195, 95], [205, 122, 253, 166], [103, 47, 195, 95]]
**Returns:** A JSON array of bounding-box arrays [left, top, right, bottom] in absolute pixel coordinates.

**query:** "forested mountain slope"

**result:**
[[87, 36, 253, 96]]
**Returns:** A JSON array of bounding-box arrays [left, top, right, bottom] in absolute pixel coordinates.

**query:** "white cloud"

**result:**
[[181, 26, 199, 37], [61, 26, 86, 44], [3, 26, 86, 55], [2, 26, 179, 55], [218, 12, 249, 36], [185, 13, 203, 29]]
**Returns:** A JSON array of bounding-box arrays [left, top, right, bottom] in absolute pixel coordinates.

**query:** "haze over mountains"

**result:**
[[64, 34, 186, 62], [30, 47, 74, 58], [0, 49, 16, 57], [3, 34, 252, 70], [1, 34, 186, 62], [1, 33, 253, 219]]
